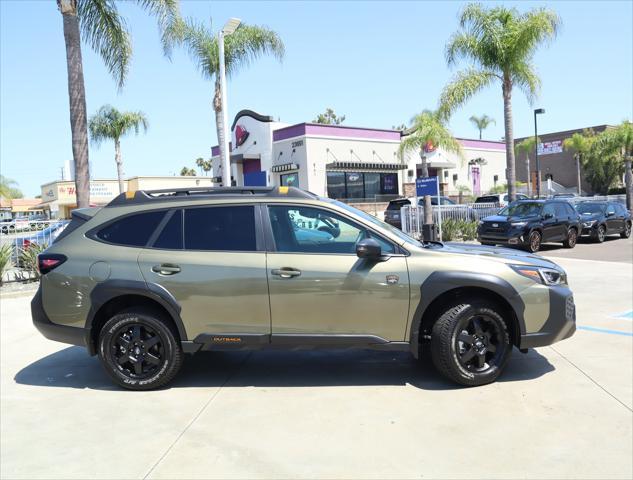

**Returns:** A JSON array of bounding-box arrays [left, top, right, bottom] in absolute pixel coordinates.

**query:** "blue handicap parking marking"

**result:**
[[577, 325, 633, 336], [612, 310, 633, 320]]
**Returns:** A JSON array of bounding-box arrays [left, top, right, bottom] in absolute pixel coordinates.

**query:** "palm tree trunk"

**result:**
[[625, 157, 633, 211], [502, 78, 516, 201], [61, 6, 90, 209], [576, 153, 583, 196], [214, 79, 229, 185], [479, 128, 482, 140], [114, 139, 124, 193], [525, 154, 531, 197], [418, 152, 432, 224]]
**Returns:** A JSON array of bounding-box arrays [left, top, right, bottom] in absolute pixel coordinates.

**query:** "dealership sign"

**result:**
[[538, 140, 563, 155]]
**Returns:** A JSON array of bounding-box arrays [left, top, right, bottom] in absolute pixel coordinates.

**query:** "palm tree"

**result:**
[[57, 0, 179, 207], [0, 175, 21, 199], [563, 131, 595, 196], [614, 121, 633, 210], [180, 167, 197, 176], [438, 3, 561, 201], [88, 105, 149, 194], [469, 114, 495, 140], [515, 136, 540, 197], [195, 157, 205, 175], [166, 19, 284, 182], [400, 110, 463, 225]]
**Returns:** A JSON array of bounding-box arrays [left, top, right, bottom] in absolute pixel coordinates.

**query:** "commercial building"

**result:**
[[39, 176, 215, 218], [515, 124, 612, 195], [0, 198, 46, 221], [211, 110, 508, 200]]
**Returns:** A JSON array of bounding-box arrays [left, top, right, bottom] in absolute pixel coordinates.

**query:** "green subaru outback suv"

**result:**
[[32, 187, 575, 390]]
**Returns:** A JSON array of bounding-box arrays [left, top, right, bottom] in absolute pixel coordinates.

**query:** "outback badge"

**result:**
[[386, 274, 399, 285]]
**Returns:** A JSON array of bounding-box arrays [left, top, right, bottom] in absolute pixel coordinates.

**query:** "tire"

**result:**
[[526, 230, 542, 253], [430, 300, 512, 386], [621, 222, 632, 239], [593, 225, 606, 243], [98, 309, 183, 390], [562, 228, 578, 248]]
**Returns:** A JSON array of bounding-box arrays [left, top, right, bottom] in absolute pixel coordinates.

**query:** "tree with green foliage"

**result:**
[[612, 121, 633, 210], [88, 105, 149, 193], [180, 167, 197, 176], [400, 110, 463, 225], [563, 130, 595, 195], [166, 18, 284, 183], [314, 108, 346, 125], [0, 176, 23, 199], [515, 136, 540, 197], [581, 130, 623, 195], [57, 0, 180, 208], [438, 3, 561, 202], [195, 157, 212, 176], [469, 114, 495, 139]]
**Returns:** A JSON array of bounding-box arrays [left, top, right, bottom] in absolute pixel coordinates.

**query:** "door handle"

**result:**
[[271, 268, 301, 278], [152, 264, 181, 275]]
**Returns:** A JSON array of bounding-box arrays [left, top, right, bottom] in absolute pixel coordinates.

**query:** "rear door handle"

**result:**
[[152, 264, 181, 275], [271, 268, 301, 278]]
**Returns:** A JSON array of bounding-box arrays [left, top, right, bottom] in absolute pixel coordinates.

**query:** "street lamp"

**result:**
[[534, 108, 545, 197], [219, 18, 241, 187]]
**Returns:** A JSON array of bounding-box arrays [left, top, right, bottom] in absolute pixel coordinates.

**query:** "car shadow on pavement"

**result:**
[[14, 346, 555, 391]]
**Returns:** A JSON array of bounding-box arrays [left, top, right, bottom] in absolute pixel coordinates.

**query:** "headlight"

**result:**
[[510, 221, 527, 227], [510, 265, 567, 286], [478, 220, 484, 226], [583, 220, 597, 227]]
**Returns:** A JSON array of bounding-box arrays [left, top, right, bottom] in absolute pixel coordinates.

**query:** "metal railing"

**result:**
[[401, 203, 499, 239]]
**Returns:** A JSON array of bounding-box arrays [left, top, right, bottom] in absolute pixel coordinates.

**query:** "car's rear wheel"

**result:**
[[527, 230, 541, 253], [562, 228, 578, 248], [430, 301, 512, 386], [594, 225, 606, 243], [621, 222, 631, 239], [98, 310, 183, 390]]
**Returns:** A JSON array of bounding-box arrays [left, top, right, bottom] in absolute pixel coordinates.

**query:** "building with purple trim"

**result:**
[[211, 110, 508, 200]]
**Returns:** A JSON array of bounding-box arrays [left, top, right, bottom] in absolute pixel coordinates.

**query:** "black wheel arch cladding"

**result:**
[[409, 271, 526, 358]]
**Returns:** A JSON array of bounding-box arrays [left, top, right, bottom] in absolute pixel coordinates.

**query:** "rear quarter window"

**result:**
[[96, 211, 166, 247]]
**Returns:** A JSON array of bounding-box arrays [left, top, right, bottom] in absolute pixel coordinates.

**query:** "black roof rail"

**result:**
[[106, 186, 317, 207]]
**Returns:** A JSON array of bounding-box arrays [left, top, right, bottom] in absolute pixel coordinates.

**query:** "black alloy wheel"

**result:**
[[563, 228, 578, 248], [621, 222, 631, 239], [430, 301, 512, 386], [528, 231, 542, 253], [98, 310, 183, 390]]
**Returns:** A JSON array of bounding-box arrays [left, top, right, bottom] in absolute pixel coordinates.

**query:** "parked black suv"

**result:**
[[577, 201, 632, 242], [478, 199, 582, 252]]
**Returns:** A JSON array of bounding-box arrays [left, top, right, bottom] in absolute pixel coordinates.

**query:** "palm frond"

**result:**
[[133, 0, 181, 56], [223, 24, 285, 78], [438, 68, 497, 120], [511, 61, 541, 103], [400, 111, 463, 158], [77, 0, 132, 89]]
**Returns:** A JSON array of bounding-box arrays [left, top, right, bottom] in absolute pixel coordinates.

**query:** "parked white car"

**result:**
[[474, 192, 528, 208]]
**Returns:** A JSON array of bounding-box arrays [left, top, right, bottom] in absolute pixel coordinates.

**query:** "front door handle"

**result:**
[[152, 264, 181, 275], [271, 268, 301, 279]]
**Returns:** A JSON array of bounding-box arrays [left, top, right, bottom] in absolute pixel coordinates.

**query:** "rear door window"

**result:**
[[96, 211, 166, 247], [554, 203, 568, 218], [184, 205, 256, 251], [152, 210, 183, 250]]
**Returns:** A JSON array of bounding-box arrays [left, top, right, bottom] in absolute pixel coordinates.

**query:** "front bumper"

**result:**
[[477, 233, 526, 246], [31, 285, 91, 350], [519, 286, 576, 349]]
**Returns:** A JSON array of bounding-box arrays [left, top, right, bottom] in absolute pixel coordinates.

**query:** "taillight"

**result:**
[[37, 254, 67, 275]]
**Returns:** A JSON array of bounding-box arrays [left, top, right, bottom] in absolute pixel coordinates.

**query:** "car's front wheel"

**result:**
[[430, 300, 512, 386], [593, 225, 606, 243], [621, 221, 631, 239], [562, 228, 578, 248], [98, 309, 183, 390], [527, 230, 542, 253]]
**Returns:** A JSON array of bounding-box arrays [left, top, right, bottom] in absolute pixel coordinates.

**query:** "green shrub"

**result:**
[[0, 243, 13, 285], [440, 219, 478, 242], [18, 243, 47, 281]]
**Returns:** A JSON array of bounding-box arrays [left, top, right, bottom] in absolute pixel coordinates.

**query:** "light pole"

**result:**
[[534, 108, 545, 198], [219, 18, 241, 187]]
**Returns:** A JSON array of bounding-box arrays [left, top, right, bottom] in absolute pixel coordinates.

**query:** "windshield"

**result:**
[[499, 202, 543, 217], [577, 203, 606, 215], [329, 199, 424, 246]]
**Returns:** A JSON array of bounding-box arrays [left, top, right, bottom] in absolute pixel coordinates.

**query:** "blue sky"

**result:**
[[1, 0, 632, 197]]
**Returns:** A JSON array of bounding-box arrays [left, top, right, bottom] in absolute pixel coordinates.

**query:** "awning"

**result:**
[[426, 160, 457, 169], [326, 162, 407, 172], [230, 153, 260, 164], [271, 163, 300, 173]]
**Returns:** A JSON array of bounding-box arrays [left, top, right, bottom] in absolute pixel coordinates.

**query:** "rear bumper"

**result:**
[[31, 285, 91, 350], [520, 287, 576, 349]]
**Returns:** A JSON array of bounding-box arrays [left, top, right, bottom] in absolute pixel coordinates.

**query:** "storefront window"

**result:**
[[326, 172, 345, 199], [280, 173, 299, 187], [326, 171, 400, 200]]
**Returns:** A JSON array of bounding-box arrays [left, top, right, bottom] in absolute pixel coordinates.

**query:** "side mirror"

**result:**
[[543, 213, 554, 220], [607, 211, 615, 217], [356, 238, 382, 259]]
